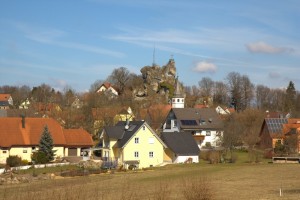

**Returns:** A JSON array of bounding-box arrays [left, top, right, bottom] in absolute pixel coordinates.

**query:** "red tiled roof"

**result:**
[[0, 117, 93, 148], [0, 94, 10, 101], [102, 82, 112, 89], [64, 129, 93, 146], [282, 119, 300, 135]]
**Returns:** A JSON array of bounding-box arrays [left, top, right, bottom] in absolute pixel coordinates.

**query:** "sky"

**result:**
[[0, 0, 299, 92]]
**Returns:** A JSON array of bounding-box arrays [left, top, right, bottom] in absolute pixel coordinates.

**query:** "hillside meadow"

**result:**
[[1, 153, 300, 200]]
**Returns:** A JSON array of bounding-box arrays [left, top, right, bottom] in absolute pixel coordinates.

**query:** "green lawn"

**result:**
[[1, 152, 300, 200]]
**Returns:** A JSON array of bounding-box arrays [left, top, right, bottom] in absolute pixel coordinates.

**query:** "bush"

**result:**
[[182, 177, 213, 200], [31, 151, 48, 164], [208, 151, 221, 164], [21, 159, 29, 166], [229, 153, 238, 163], [200, 150, 222, 164], [6, 155, 22, 167]]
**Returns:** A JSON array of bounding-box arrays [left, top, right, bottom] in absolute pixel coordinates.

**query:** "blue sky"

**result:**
[[0, 0, 299, 92]]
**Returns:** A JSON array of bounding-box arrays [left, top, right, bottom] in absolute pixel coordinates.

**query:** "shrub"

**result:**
[[6, 155, 22, 167], [31, 151, 48, 164], [208, 151, 221, 164], [230, 153, 238, 163], [200, 150, 210, 161], [21, 159, 29, 166], [182, 177, 213, 200]]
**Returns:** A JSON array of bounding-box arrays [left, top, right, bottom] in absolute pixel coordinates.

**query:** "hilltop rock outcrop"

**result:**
[[135, 59, 177, 98]]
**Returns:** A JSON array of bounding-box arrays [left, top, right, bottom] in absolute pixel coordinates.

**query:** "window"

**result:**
[[177, 99, 180, 102], [23, 149, 27, 153], [3, 151, 7, 154], [134, 137, 139, 144], [206, 131, 211, 136], [148, 137, 154, 144], [173, 120, 177, 128], [134, 151, 139, 158], [149, 151, 154, 158], [142, 125, 145, 130]]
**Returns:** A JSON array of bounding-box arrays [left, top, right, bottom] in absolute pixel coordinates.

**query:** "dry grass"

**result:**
[[1, 160, 300, 199]]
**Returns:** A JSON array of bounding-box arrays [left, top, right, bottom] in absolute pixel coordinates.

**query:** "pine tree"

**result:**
[[285, 81, 296, 114], [39, 125, 55, 162]]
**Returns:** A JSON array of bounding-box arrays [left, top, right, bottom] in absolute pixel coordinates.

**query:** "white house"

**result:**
[[162, 77, 223, 149]]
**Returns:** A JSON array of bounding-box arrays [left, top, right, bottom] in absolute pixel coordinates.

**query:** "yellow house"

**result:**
[[99, 121, 166, 169]]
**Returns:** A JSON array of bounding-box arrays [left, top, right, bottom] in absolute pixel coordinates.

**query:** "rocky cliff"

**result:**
[[134, 59, 177, 98]]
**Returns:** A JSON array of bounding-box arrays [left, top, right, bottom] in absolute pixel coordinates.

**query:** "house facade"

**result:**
[[96, 82, 119, 97], [161, 132, 200, 163], [19, 98, 30, 109], [259, 118, 300, 152], [162, 108, 223, 149], [99, 121, 166, 169], [0, 117, 93, 163], [0, 94, 13, 109], [162, 77, 223, 149]]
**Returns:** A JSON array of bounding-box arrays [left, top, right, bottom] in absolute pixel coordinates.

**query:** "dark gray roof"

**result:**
[[0, 101, 9, 106], [103, 121, 146, 147], [160, 132, 200, 156], [172, 108, 223, 130], [115, 121, 145, 148], [104, 126, 125, 139]]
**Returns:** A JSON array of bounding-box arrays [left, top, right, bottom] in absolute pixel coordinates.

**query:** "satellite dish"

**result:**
[[125, 125, 129, 130]]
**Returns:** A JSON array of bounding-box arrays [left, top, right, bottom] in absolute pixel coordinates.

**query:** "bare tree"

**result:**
[[240, 75, 254, 110], [269, 88, 285, 112], [226, 72, 254, 111], [222, 114, 243, 161], [108, 67, 131, 94], [198, 77, 214, 97], [213, 81, 228, 105], [256, 85, 271, 110]]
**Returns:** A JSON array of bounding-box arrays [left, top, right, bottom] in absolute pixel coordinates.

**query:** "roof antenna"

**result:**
[[152, 44, 156, 67]]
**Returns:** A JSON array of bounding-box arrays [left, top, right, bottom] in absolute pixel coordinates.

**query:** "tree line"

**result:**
[[1, 67, 300, 135]]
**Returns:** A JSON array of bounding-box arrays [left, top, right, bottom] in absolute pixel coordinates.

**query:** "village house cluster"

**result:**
[[1, 77, 300, 169]]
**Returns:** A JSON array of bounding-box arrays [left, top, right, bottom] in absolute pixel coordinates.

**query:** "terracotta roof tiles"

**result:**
[[0, 117, 93, 148]]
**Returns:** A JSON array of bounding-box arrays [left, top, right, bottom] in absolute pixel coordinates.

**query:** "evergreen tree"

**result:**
[[39, 125, 55, 162], [285, 81, 296, 114]]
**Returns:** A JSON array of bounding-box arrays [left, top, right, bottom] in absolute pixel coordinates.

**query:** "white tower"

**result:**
[[172, 76, 184, 108]]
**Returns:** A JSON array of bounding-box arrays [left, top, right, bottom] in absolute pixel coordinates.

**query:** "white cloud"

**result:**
[[268, 71, 281, 79], [246, 41, 294, 54], [192, 61, 217, 73]]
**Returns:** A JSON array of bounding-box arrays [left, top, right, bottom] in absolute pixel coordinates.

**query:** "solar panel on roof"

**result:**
[[180, 120, 197, 126], [265, 118, 288, 133], [127, 125, 137, 131]]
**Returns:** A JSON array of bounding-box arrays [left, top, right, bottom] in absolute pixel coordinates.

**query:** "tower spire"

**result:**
[[172, 75, 185, 108]]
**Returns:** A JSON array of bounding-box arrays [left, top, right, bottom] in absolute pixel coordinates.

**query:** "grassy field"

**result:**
[[1, 153, 300, 200]]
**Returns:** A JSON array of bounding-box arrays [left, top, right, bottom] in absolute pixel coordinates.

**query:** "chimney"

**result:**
[[125, 119, 130, 130], [21, 114, 25, 128]]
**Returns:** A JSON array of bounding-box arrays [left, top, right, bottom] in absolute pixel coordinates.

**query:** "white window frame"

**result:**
[[149, 151, 154, 158], [134, 137, 139, 144], [148, 137, 154, 144], [134, 151, 139, 158]]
